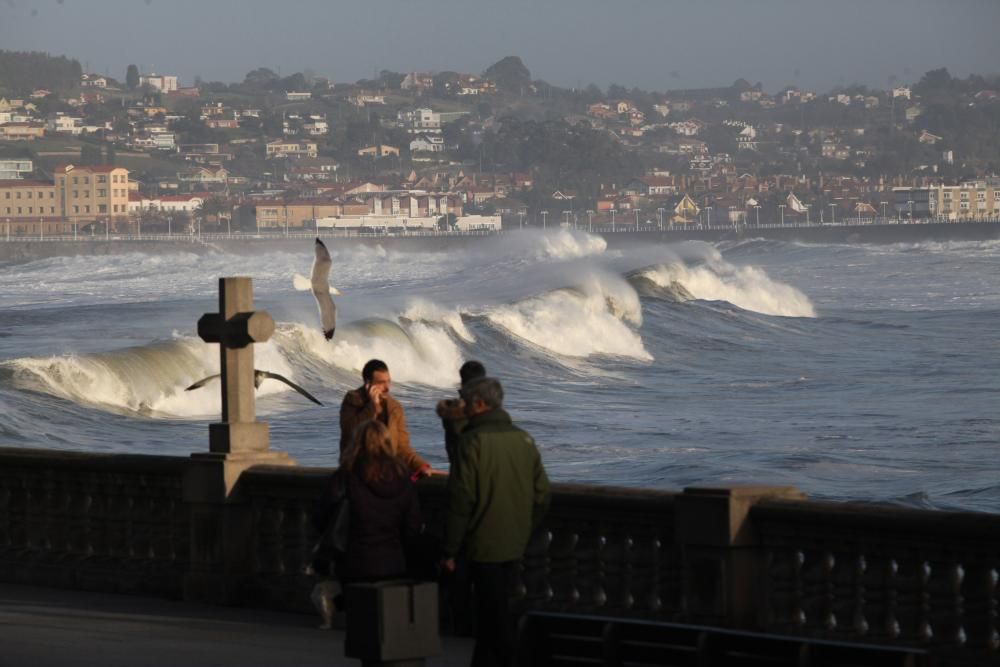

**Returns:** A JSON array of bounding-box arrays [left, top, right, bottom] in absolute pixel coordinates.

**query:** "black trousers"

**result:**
[[470, 560, 517, 667]]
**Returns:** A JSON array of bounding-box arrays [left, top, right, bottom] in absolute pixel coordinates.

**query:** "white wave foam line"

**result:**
[[485, 275, 651, 361], [275, 321, 463, 389], [5, 336, 295, 418], [401, 299, 475, 343], [640, 261, 816, 318]]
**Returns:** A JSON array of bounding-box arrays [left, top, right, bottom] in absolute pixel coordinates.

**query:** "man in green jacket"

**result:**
[[443, 377, 550, 667]]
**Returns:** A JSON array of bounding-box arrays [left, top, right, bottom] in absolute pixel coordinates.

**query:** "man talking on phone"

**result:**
[[339, 359, 430, 477]]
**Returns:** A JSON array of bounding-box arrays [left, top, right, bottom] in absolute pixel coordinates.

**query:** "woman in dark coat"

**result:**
[[339, 419, 422, 582]]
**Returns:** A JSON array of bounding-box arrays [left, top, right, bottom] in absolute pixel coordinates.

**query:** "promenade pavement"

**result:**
[[0, 582, 473, 667]]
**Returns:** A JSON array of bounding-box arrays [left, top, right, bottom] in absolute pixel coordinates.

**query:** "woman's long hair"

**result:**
[[340, 420, 408, 484]]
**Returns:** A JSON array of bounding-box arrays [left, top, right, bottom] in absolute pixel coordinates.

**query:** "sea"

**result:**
[[1, 230, 998, 513]]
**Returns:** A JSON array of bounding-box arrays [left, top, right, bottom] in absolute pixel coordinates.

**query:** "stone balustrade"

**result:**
[[1, 446, 997, 665], [0, 447, 189, 596], [753, 498, 1000, 665]]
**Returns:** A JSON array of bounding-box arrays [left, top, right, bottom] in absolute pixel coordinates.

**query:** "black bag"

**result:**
[[313, 470, 350, 556]]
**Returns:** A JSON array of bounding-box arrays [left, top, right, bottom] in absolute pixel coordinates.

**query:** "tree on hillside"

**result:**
[[0, 50, 81, 94], [243, 67, 280, 90], [484, 56, 531, 95], [126, 64, 139, 90]]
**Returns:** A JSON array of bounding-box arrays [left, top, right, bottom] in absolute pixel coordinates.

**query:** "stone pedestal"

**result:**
[[183, 451, 296, 605], [675, 485, 806, 627]]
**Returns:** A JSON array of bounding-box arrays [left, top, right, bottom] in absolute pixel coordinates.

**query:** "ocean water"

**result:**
[[1, 231, 998, 512]]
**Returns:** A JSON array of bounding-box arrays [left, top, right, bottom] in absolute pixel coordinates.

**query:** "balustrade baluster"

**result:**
[[851, 554, 869, 636], [621, 536, 634, 610], [593, 535, 607, 608]]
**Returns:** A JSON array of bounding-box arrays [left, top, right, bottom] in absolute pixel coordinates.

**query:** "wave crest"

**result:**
[[637, 260, 816, 318]]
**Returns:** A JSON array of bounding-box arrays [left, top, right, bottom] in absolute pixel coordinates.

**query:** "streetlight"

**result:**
[[907, 200, 914, 222], [705, 206, 712, 228], [829, 203, 836, 224], [540, 210, 548, 229], [137, 214, 141, 240], [754, 205, 761, 227], [518, 209, 526, 230], [586, 210, 594, 232], [610, 209, 616, 232], [779, 204, 786, 226], [167, 215, 172, 237], [562, 210, 572, 228], [880, 201, 888, 221], [729, 206, 736, 227], [657, 207, 665, 231], [634, 208, 641, 230], [805, 204, 811, 225]]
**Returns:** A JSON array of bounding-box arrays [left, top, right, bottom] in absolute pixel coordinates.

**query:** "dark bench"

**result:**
[[515, 611, 929, 667]]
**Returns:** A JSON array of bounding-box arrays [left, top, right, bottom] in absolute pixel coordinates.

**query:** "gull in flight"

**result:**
[[310, 238, 338, 340], [185, 370, 324, 406]]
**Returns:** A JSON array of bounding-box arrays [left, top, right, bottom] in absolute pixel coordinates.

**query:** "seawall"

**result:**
[[2, 221, 999, 263]]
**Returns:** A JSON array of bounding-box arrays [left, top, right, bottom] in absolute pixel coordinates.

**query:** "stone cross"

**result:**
[[197, 277, 275, 455]]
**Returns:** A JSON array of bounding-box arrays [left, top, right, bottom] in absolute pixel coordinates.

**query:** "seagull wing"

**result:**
[[185, 374, 221, 391], [256, 370, 324, 406], [311, 238, 337, 340]]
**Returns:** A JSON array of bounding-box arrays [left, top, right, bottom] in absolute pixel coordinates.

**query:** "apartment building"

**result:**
[[931, 181, 1000, 221], [54, 164, 131, 223]]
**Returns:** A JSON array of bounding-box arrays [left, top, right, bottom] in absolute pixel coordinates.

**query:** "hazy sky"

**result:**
[[2, 0, 998, 93]]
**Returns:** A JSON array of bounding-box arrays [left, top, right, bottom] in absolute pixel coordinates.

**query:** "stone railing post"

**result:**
[[675, 485, 805, 628], [183, 277, 296, 605]]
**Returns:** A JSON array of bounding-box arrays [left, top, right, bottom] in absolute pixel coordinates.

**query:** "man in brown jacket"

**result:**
[[339, 359, 430, 476]]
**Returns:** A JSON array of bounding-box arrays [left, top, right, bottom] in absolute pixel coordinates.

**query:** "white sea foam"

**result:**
[[639, 260, 816, 318], [4, 335, 295, 418], [274, 320, 463, 389], [485, 273, 651, 361]]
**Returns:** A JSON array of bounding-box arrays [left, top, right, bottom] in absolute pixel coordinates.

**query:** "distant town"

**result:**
[[1, 50, 999, 238]]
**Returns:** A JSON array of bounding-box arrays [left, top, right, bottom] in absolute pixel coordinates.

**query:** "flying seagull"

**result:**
[[312, 238, 337, 340], [185, 370, 323, 406]]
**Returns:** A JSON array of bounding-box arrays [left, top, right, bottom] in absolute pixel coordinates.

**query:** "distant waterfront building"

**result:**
[[55, 164, 131, 224], [892, 187, 933, 219], [930, 181, 1000, 221]]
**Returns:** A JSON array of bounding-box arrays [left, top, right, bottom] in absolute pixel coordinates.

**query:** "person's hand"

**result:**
[[367, 383, 383, 415], [410, 465, 433, 482], [442, 558, 456, 574]]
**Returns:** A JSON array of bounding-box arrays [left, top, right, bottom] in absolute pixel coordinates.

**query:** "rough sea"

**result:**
[[1, 231, 998, 512]]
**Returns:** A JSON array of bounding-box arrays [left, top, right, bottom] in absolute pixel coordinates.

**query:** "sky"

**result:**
[[1, 0, 998, 94]]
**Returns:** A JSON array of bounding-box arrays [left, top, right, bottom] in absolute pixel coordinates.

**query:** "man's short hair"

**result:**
[[362, 359, 388, 383], [461, 377, 504, 410], [459, 360, 487, 385]]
